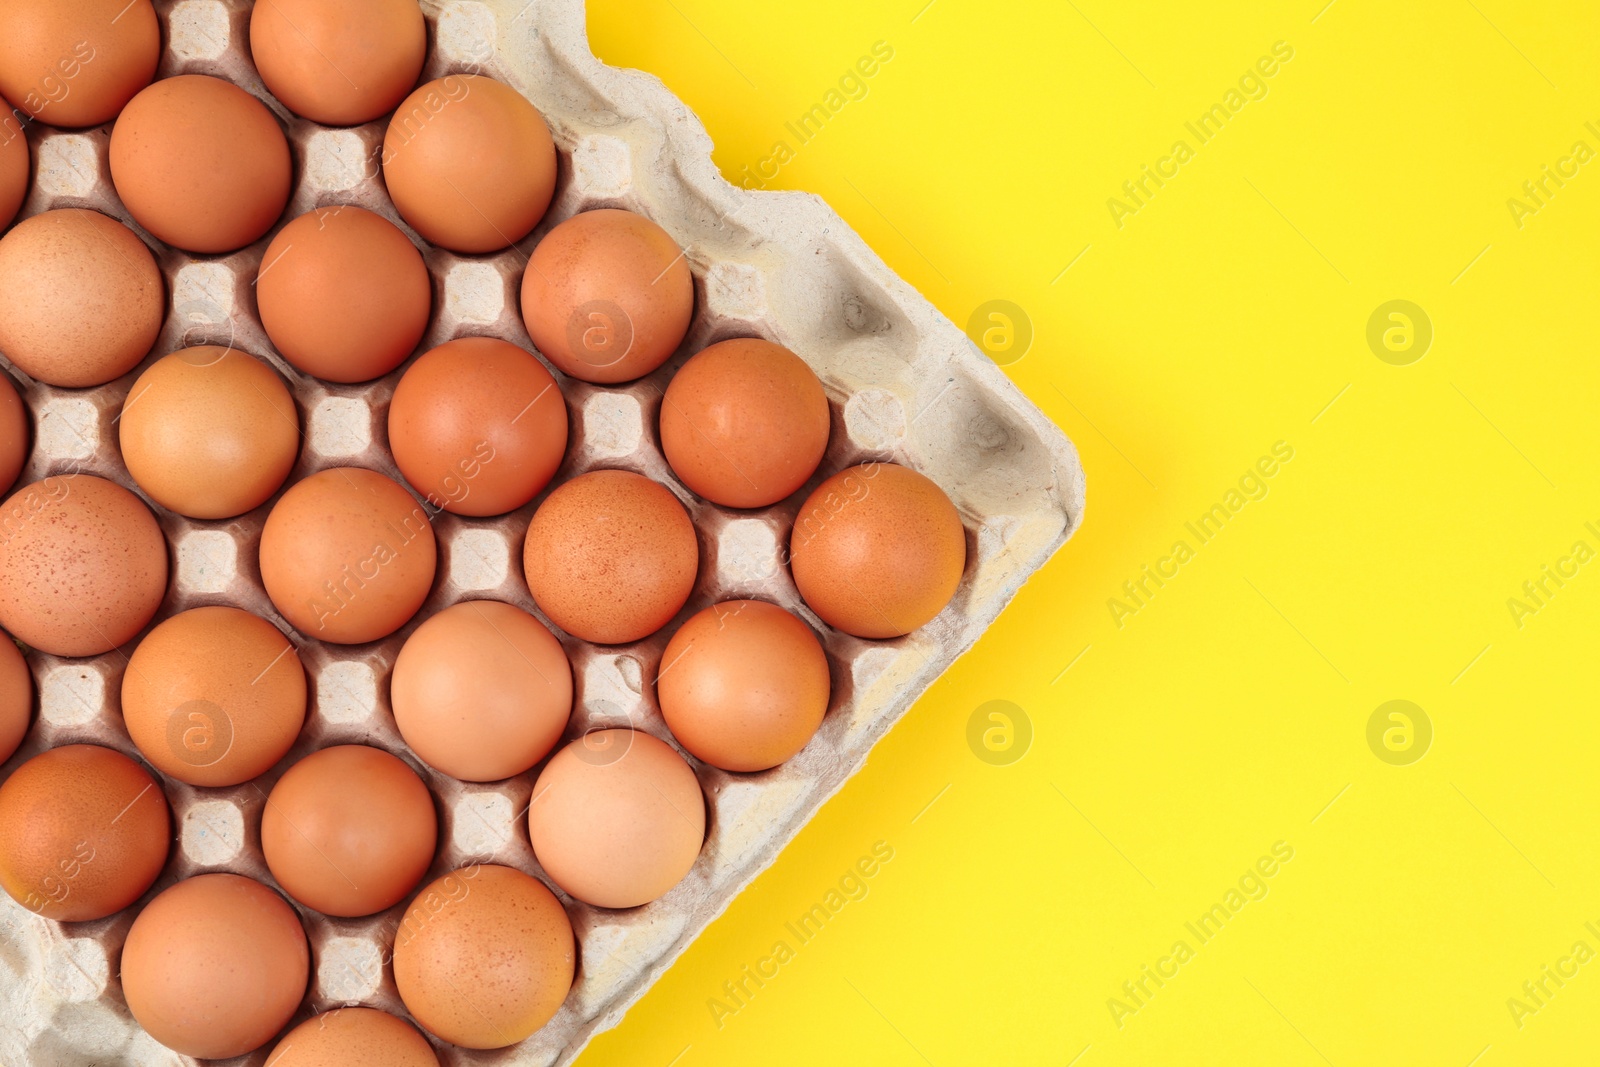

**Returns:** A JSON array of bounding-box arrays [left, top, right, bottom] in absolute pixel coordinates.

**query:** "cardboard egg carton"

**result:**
[[0, 0, 1086, 1063]]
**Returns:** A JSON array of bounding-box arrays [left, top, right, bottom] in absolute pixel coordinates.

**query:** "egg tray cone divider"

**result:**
[[0, 0, 1086, 1064]]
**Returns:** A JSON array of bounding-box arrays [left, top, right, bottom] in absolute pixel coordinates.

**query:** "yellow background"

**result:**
[[582, 1, 1600, 1064]]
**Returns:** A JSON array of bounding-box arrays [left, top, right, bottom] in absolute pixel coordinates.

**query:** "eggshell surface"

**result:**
[[660, 337, 830, 508], [391, 599, 571, 781], [0, 636, 28, 764], [519, 208, 694, 384], [0, 474, 167, 657], [0, 0, 160, 127], [528, 729, 705, 908], [121, 605, 306, 787], [393, 864, 574, 1049], [0, 372, 27, 495], [0, 108, 25, 229], [259, 467, 437, 644], [790, 462, 966, 638], [0, 744, 168, 921], [522, 469, 698, 645], [249, 0, 426, 127], [257, 205, 431, 384], [110, 74, 292, 253], [265, 1007, 440, 1067], [262, 744, 436, 917], [121, 873, 310, 1060], [382, 74, 556, 253], [658, 600, 830, 771], [388, 336, 568, 515], [0, 208, 163, 388], [119, 347, 299, 519]]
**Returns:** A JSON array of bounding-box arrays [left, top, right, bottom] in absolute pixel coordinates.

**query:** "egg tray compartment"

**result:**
[[0, 0, 1087, 1064]]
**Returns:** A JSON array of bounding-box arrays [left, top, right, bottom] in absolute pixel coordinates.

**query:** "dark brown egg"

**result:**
[[0, 108, 25, 228], [0, 633, 28, 764], [0, 371, 27, 495]]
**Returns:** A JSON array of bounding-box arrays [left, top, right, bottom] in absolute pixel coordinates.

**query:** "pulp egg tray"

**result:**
[[0, 0, 1087, 1063]]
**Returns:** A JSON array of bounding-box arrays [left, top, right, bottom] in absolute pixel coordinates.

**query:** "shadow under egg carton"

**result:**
[[0, 0, 1085, 1064]]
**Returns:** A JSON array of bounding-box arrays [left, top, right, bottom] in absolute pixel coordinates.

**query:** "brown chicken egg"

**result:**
[[658, 600, 830, 772], [265, 1007, 440, 1067], [0, 635, 28, 763], [0, 372, 27, 495], [520, 208, 694, 384], [391, 600, 571, 782], [260, 467, 437, 644], [250, 0, 426, 127], [382, 74, 556, 253], [110, 74, 291, 254], [790, 462, 966, 638], [528, 730, 705, 908], [0, 208, 163, 387], [119, 347, 299, 519], [388, 336, 568, 516], [0, 0, 159, 127], [256, 205, 431, 384], [523, 469, 698, 645], [393, 865, 574, 1049], [0, 108, 25, 228], [121, 873, 310, 1060], [0, 744, 168, 921], [262, 744, 436, 917], [660, 338, 830, 508], [0, 474, 167, 657], [121, 605, 306, 787]]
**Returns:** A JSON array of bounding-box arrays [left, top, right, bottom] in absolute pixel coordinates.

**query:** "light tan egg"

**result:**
[[110, 74, 291, 254], [121, 605, 307, 787], [121, 873, 310, 1060], [790, 462, 966, 638], [382, 74, 556, 253], [0, 743, 169, 921], [519, 208, 694, 384], [265, 1007, 440, 1067], [393, 865, 574, 1049], [259, 467, 437, 644], [119, 347, 300, 519], [0, 208, 163, 388], [256, 205, 432, 384], [0, 0, 160, 127], [658, 600, 830, 772], [249, 0, 426, 126], [391, 600, 572, 782], [527, 730, 705, 908], [0, 474, 168, 657]]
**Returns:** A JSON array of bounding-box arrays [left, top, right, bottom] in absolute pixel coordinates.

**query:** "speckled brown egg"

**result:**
[[0, 371, 27, 495], [121, 606, 306, 787], [0, 474, 167, 657], [528, 730, 705, 908], [790, 462, 966, 638], [520, 208, 694, 384], [388, 337, 568, 516], [250, 0, 426, 127], [0, 0, 159, 127], [110, 74, 291, 254], [119, 347, 299, 519], [658, 600, 830, 772], [0, 108, 25, 229], [522, 469, 698, 645], [121, 873, 310, 1060], [0, 743, 168, 921], [393, 864, 574, 1049], [660, 338, 830, 508], [0, 634, 28, 764], [259, 467, 436, 644], [391, 600, 571, 782], [382, 74, 556, 253], [265, 1007, 440, 1067], [262, 744, 436, 917], [256, 205, 431, 384], [0, 208, 163, 387]]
